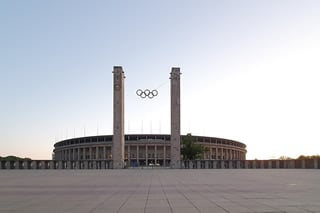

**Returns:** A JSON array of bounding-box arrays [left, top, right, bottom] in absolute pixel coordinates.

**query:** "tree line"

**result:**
[[0, 156, 31, 161]]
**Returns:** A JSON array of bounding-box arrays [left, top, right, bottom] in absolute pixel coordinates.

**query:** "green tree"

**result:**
[[181, 133, 207, 160]]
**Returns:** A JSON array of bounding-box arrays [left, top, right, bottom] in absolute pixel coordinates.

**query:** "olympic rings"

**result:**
[[136, 89, 158, 99]]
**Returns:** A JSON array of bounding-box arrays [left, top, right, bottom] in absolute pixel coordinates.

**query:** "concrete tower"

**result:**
[[170, 67, 181, 169], [112, 66, 125, 169]]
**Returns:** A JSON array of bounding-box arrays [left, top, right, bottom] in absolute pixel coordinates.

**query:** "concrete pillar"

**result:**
[[84, 161, 88, 169], [314, 159, 318, 169], [101, 161, 106, 169], [205, 160, 209, 169], [145, 145, 148, 166], [245, 161, 249, 169], [67, 161, 71, 169], [58, 161, 63, 169], [213, 160, 217, 169], [197, 160, 201, 169], [163, 145, 166, 167], [289, 160, 295, 169], [41, 161, 46, 169], [23, 161, 29, 169], [260, 161, 264, 169], [302, 160, 306, 169], [89, 147, 92, 160], [128, 145, 131, 164], [268, 160, 272, 168], [77, 148, 80, 161], [5, 161, 10, 169], [49, 161, 55, 169], [155, 145, 157, 165], [76, 161, 80, 169], [112, 66, 125, 169], [14, 161, 20, 169], [221, 160, 225, 169], [237, 160, 241, 169], [170, 67, 181, 169], [103, 146, 106, 160], [31, 161, 37, 169], [137, 145, 139, 166]]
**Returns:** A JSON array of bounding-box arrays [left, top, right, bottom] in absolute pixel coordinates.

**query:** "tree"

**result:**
[[279, 156, 293, 160], [297, 155, 320, 160], [0, 156, 31, 161], [181, 133, 207, 160]]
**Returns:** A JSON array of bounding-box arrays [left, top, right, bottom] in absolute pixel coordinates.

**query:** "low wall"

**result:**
[[181, 159, 319, 169], [0, 159, 319, 169], [0, 160, 113, 170]]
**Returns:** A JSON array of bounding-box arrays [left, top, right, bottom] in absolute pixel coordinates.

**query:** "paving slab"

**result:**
[[0, 169, 319, 212]]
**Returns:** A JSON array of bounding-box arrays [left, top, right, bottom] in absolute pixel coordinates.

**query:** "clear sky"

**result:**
[[1, 0, 320, 160]]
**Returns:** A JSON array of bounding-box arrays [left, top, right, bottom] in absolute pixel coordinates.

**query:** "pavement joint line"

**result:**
[[178, 180, 230, 213], [116, 181, 144, 213], [88, 187, 119, 213], [171, 173, 202, 213], [143, 172, 153, 213], [158, 173, 174, 213]]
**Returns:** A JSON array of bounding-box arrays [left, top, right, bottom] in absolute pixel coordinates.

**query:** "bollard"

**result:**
[[260, 161, 264, 169], [205, 160, 209, 169], [253, 161, 256, 169], [49, 161, 55, 169], [15, 161, 20, 169], [75, 161, 80, 169], [197, 160, 201, 169], [101, 161, 106, 169], [84, 161, 88, 169], [229, 160, 234, 169], [221, 160, 225, 169], [189, 161, 193, 169], [58, 161, 63, 169], [245, 161, 248, 169], [212, 161, 216, 169], [314, 159, 318, 169]]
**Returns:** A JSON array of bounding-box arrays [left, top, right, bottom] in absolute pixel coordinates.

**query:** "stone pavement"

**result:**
[[0, 169, 319, 213]]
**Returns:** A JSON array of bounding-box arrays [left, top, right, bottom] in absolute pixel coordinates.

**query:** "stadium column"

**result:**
[[112, 66, 125, 169], [170, 67, 181, 169]]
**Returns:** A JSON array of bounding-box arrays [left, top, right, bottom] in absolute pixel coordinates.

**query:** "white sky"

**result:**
[[0, 1, 319, 159]]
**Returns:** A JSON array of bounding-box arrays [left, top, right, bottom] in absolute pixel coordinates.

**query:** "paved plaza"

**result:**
[[0, 169, 319, 213]]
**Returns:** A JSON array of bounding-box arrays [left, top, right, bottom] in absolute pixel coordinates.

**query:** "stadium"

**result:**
[[52, 66, 247, 168], [53, 134, 247, 167]]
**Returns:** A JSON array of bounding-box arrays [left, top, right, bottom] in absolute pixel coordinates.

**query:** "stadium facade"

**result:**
[[53, 134, 247, 167]]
